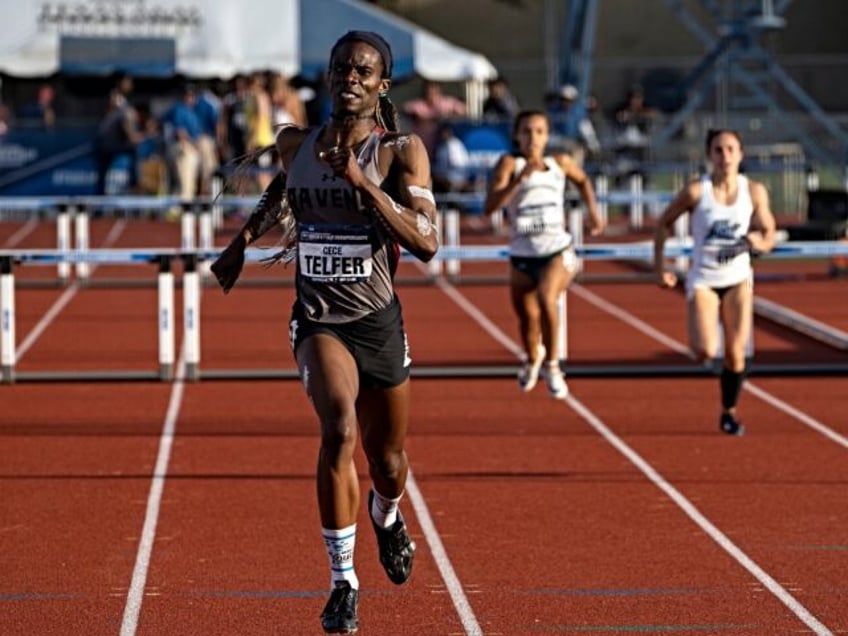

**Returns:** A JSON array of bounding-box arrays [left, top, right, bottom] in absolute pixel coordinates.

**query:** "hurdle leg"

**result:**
[[211, 174, 224, 230], [568, 208, 584, 273], [557, 291, 568, 363], [198, 204, 213, 278], [158, 256, 175, 381], [445, 208, 460, 278], [181, 202, 197, 251], [594, 173, 609, 225], [74, 205, 91, 281], [183, 254, 201, 381], [428, 210, 444, 278], [1, 256, 15, 384], [629, 173, 644, 229], [491, 208, 504, 234], [56, 204, 71, 283], [674, 213, 689, 273]]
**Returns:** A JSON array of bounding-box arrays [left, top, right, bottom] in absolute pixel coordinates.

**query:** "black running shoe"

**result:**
[[321, 581, 358, 634], [368, 490, 416, 585], [720, 412, 745, 436]]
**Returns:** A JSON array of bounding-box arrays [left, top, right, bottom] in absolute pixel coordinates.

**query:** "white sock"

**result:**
[[322, 524, 359, 590], [370, 489, 402, 529]]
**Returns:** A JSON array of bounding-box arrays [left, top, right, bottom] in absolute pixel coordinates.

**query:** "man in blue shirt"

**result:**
[[164, 83, 202, 201]]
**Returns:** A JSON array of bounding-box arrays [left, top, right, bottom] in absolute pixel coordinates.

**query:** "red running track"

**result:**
[[1, 217, 846, 635]]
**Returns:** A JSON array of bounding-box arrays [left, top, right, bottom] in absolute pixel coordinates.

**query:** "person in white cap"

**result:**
[[545, 83, 600, 164]]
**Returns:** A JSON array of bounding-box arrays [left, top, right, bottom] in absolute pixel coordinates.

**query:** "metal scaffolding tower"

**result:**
[[559, 0, 848, 165]]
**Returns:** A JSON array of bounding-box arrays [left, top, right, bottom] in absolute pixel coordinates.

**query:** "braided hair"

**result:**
[[376, 94, 399, 132]]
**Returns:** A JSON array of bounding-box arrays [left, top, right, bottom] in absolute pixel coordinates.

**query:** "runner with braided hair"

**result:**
[[211, 31, 437, 634]]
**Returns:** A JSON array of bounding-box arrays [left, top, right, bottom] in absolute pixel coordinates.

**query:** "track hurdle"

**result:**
[[2, 240, 847, 383], [0, 249, 179, 384], [1, 256, 14, 383]]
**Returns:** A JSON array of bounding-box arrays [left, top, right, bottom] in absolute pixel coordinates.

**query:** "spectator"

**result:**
[[482, 77, 519, 122], [163, 83, 202, 201], [22, 82, 56, 129], [545, 83, 600, 165], [402, 80, 467, 157], [613, 84, 658, 177], [431, 122, 474, 197], [268, 71, 308, 129], [135, 108, 168, 196], [193, 82, 221, 195], [245, 71, 275, 189], [305, 70, 332, 126], [92, 74, 142, 195], [0, 102, 11, 136], [218, 74, 251, 165]]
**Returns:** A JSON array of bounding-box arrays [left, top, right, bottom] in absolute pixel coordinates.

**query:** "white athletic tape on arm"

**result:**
[[408, 185, 435, 205]]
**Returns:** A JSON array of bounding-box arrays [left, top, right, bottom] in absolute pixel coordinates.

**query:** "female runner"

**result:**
[[654, 128, 776, 435], [211, 31, 438, 633], [483, 110, 604, 398]]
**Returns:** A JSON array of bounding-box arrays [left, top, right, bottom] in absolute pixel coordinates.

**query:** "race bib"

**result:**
[[298, 224, 373, 283], [515, 203, 563, 235]]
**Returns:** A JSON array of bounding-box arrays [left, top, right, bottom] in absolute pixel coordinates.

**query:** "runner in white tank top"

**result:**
[[687, 173, 754, 294], [506, 155, 573, 257], [484, 110, 605, 399], [654, 129, 776, 435]]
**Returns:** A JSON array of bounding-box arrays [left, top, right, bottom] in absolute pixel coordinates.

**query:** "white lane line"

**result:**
[[3, 217, 39, 247], [405, 472, 483, 636], [433, 275, 834, 636], [744, 383, 848, 450], [571, 284, 848, 449], [15, 219, 127, 361], [569, 284, 692, 357], [120, 350, 186, 636], [564, 394, 833, 636], [434, 276, 523, 358], [15, 288, 78, 360]]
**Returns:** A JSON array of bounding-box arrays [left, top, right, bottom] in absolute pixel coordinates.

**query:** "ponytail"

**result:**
[[376, 94, 399, 132]]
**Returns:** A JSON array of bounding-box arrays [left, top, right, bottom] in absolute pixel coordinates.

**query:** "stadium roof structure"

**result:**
[[559, 0, 848, 164], [0, 0, 497, 82]]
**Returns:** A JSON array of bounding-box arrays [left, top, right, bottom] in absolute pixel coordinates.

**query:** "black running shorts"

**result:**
[[288, 295, 411, 389], [509, 247, 577, 284]]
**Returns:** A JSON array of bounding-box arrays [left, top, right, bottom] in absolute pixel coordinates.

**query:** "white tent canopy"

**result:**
[[0, 0, 497, 82]]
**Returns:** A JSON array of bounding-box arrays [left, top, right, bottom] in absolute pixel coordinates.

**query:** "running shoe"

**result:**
[[720, 412, 745, 436], [543, 362, 569, 400], [321, 581, 358, 634], [518, 343, 546, 392], [368, 490, 416, 585]]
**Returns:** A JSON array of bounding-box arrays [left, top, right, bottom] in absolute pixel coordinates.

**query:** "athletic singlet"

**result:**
[[287, 126, 398, 323], [506, 156, 572, 257], [688, 174, 754, 292]]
